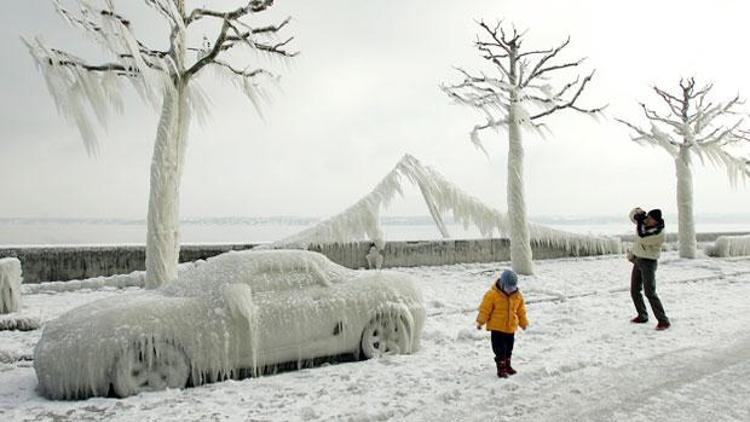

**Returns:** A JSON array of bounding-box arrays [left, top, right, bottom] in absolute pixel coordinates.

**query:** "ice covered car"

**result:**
[[34, 250, 425, 399]]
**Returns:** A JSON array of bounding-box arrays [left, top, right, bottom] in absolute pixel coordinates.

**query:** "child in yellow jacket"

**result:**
[[476, 269, 528, 378]]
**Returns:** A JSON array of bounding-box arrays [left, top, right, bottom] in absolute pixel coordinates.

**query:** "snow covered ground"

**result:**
[[1, 251, 749, 421]]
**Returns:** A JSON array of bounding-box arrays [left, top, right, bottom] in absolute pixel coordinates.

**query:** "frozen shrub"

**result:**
[[706, 235, 750, 257]]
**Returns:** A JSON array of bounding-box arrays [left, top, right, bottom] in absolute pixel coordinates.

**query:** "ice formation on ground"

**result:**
[[0, 314, 40, 332], [34, 249, 424, 399], [22, 261, 206, 295], [707, 234, 750, 257], [23, 271, 146, 295], [267, 154, 621, 257], [0, 258, 22, 314], [366, 245, 384, 270]]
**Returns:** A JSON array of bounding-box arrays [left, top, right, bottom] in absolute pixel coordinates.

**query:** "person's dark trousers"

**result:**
[[631, 257, 669, 323], [491, 330, 515, 360]]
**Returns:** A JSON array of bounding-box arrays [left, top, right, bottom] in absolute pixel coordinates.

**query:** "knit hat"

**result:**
[[496, 269, 518, 293], [647, 209, 662, 221]]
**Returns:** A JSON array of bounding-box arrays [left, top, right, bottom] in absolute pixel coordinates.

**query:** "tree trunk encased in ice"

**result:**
[[675, 147, 696, 259], [145, 83, 190, 288], [146, 7, 189, 289], [507, 86, 534, 274]]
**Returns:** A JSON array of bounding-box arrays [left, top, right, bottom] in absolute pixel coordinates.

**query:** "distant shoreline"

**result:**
[[1, 216, 748, 247]]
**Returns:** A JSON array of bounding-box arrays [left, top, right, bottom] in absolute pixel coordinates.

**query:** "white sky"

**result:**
[[1, 0, 749, 220]]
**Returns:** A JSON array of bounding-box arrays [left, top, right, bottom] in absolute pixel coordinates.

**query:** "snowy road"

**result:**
[[1, 252, 749, 421]]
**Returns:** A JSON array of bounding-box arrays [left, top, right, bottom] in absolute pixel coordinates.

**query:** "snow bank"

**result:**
[[0, 258, 22, 314], [268, 154, 622, 258], [707, 234, 750, 257]]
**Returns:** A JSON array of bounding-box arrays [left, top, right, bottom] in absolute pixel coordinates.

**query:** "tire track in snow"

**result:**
[[527, 334, 750, 422]]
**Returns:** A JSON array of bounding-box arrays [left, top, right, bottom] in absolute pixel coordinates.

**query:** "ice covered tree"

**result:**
[[268, 154, 621, 258], [617, 78, 750, 258], [441, 21, 604, 274], [24, 0, 295, 288]]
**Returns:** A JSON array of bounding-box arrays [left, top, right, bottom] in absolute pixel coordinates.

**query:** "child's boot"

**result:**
[[494, 358, 508, 378], [505, 358, 517, 376]]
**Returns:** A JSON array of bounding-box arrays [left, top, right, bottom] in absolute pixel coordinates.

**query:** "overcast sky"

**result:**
[[1, 0, 749, 220]]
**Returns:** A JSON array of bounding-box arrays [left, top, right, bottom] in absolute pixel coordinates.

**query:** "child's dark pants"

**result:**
[[491, 330, 515, 360]]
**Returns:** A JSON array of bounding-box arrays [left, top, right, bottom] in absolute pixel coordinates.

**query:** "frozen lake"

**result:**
[[1, 216, 748, 246]]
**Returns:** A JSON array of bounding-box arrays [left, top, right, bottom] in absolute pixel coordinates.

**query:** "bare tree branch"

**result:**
[[530, 70, 602, 120], [619, 78, 750, 180], [522, 37, 570, 87], [186, 0, 274, 25]]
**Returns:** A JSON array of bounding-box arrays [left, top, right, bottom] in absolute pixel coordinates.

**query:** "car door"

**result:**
[[251, 266, 341, 364]]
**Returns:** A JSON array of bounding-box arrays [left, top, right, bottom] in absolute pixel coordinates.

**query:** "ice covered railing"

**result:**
[[706, 234, 750, 257], [265, 154, 622, 257]]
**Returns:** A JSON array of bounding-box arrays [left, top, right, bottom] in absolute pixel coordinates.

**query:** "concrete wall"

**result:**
[[0, 244, 256, 284], [0, 237, 615, 284], [619, 231, 749, 243]]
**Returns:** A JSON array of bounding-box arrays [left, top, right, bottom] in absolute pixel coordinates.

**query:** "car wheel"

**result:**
[[360, 313, 411, 359], [112, 341, 190, 397]]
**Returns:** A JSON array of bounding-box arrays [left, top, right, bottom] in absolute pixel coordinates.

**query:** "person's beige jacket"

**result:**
[[629, 208, 665, 260]]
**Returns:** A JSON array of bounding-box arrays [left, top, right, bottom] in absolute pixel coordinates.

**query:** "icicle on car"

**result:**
[[34, 250, 425, 399]]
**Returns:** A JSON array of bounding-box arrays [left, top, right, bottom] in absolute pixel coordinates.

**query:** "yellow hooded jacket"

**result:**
[[476, 284, 529, 333]]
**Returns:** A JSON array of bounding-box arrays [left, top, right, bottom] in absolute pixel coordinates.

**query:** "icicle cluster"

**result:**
[[21, 0, 180, 155], [0, 257, 22, 314], [267, 154, 621, 257], [707, 234, 750, 257]]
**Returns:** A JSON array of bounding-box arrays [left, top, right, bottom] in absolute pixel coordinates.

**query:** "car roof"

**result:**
[[167, 249, 354, 295]]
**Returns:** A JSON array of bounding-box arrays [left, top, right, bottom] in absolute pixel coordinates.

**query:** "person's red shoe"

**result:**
[[631, 316, 648, 324], [655, 321, 671, 331]]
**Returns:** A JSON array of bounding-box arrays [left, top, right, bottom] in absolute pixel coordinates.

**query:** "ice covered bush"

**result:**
[[706, 235, 750, 257], [0, 257, 22, 314]]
